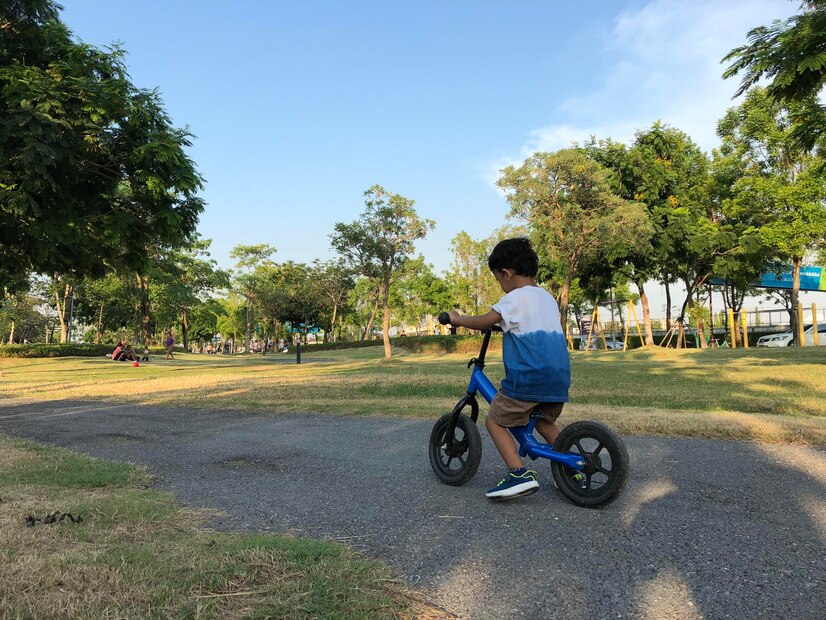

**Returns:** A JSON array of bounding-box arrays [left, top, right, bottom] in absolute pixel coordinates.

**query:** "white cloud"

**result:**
[[512, 0, 792, 158]]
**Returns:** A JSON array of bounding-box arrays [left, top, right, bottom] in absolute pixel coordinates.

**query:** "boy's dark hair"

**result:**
[[488, 237, 538, 277]]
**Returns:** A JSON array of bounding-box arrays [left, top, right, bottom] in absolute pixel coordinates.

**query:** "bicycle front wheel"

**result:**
[[429, 413, 482, 486]]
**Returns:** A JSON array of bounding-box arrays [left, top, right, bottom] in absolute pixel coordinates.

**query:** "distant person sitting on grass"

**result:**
[[120, 345, 139, 362], [165, 331, 175, 359], [447, 237, 572, 501], [141, 345, 150, 362], [111, 341, 125, 361]]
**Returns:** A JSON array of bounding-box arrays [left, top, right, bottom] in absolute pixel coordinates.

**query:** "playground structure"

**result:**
[[574, 300, 644, 352], [569, 301, 823, 350]]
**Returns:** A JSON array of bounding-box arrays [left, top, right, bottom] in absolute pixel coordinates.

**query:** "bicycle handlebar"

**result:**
[[438, 312, 502, 333]]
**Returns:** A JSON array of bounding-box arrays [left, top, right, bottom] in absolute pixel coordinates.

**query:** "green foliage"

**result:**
[[723, 1, 826, 151], [0, 342, 112, 357], [330, 184, 434, 357], [723, 1, 826, 101], [389, 256, 451, 330], [497, 148, 649, 320], [299, 339, 387, 352], [0, 1, 205, 290], [716, 87, 826, 343], [392, 333, 502, 354]]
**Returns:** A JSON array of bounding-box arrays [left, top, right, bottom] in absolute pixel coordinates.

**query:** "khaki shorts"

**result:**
[[488, 392, 564, 428]]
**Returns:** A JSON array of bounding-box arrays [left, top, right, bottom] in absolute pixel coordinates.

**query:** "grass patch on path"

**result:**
[[0, 434, 450, 619], [1, 346, 825, 445]]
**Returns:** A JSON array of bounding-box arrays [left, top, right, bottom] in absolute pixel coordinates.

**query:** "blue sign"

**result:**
[[286, 322, 320, 333], [712, 266, 826, 292], [757, 266, 825, 292]]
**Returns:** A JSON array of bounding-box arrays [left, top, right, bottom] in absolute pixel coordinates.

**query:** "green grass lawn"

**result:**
[[2, 344, 826, 444], [0, 435, 449, 619]]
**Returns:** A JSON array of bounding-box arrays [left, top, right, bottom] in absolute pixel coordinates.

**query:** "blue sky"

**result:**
[[61, 0, 793, 287]]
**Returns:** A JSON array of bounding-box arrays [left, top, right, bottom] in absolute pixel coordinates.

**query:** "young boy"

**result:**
[[447, 237, 571, 500]]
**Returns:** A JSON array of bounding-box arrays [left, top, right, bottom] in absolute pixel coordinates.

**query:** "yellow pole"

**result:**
[[797, 304, 805, 347], [565, 321, 574, 350], [740, 311, 749, 348], [585, 307, 597, 353], [727, 308, 737, 349], [622, 303, 630, 352], [631, 302, 644, 345], [595, 307, 609, 350], [813, 303, 819, 347]]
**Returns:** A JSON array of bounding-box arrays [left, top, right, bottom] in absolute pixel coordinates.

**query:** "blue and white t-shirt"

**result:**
[[492, 286, 571, 402]]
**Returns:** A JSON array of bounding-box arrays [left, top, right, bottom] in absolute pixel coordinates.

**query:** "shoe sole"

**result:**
[[486, 481, 539, 501]]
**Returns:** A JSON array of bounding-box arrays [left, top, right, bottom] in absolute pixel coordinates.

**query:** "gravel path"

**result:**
[[1, 399, 824, 619]]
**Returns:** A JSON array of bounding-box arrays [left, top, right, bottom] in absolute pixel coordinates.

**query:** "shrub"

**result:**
[[393, 334, 502, 354], [0, 343, 114, 358]]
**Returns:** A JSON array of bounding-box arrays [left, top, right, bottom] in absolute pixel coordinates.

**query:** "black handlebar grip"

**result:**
[[438, 312, 451, 325]]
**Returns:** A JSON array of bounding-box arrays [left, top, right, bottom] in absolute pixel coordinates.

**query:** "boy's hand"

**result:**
[[447, 310, 462, 326]]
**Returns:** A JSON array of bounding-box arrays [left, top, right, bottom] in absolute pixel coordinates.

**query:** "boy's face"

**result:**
[[492, 268, 518, 293]]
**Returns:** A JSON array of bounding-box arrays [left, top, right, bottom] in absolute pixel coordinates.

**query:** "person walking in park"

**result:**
[[447, 237, 572, 500], [165, 331, 175, 360]]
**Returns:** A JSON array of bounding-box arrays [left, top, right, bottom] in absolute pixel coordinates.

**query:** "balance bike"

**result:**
[[428, 313, 629, 507]]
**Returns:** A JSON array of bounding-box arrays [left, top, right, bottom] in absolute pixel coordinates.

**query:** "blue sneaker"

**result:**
[[486, 469, 539, 500]]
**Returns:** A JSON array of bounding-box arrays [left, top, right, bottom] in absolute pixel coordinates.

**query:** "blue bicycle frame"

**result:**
[[446, 328, 585, 472]]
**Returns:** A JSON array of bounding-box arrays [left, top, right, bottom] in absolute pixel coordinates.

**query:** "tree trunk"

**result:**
[[557, 278, 572, 326], [362, 298, 379, 340], [664, 277, 672, 330], [381, 284, 392, 359], [245, 298, 252, 352], [330, 303, 338, 343], [635, 279, 655, 346], [7, 320, 14, 344], [791, 258, 802, 346], [96, 301, 104, 344], [54, 282, 74, 343], [181, 306, 189, 350], [136, 274, 151, 345]]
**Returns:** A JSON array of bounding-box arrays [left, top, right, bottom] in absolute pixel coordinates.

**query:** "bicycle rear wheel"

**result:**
[[429, 413, 482, 486], [551, 420, 628, 507]]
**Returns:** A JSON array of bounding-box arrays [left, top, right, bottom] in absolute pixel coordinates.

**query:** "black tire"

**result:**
[[429, 413, 482, 486], [551, 420, 629, 508]]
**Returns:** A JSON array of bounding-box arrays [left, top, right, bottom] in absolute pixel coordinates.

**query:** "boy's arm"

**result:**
[[447, 309, 502, 331]]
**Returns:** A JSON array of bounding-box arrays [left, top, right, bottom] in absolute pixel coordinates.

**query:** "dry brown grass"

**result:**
[[0, 435, 450, 619], [2, 345, 825, 445]]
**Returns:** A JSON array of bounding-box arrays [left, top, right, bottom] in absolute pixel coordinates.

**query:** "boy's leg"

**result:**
[[535, 419, 560, 446], [484, 416, 524, 470], [534, 403, 565, 445]]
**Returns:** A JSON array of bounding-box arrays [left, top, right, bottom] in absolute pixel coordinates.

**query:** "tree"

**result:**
[[0, 289, 45, 343], [230, 244, 276, 352], [331, 185, 434, 358], [151, 240, 230, 349], [717, 87, 826, 344], [583, 138, 658, 344], [255, 261, 321, 348], [311, 260, 355, 342], [723, 0, 826, 150], [390, 256, 452, 334], [215, 296, 246, 353], [74, 272, 139, 344], [497, 149, 648, 324], [0, 1, 205, 293], [187, 298, 224, 351], [448, 231, 491, 316]]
